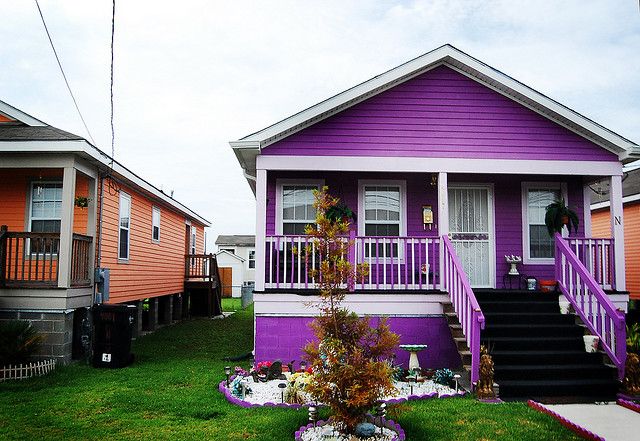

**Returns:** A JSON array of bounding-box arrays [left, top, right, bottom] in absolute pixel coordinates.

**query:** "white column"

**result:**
[[438, 172, 448, 289], [610, 175, 625, 291], [86, 174, 98, 285], [57, 167, 76, 288], [255, 169, 267, 292], [582, 182, 592, 238]]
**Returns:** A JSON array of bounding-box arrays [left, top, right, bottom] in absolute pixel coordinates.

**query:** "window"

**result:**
[[248, 249, 256, 269], [358, 181, 406, 258], [118, 192, 131, 260], [29, 182, 62, 253], [190, 227, 196, 255], [523, 183, 565, 262], [152, 207, 161, 242], [276, 180, 323, 235]]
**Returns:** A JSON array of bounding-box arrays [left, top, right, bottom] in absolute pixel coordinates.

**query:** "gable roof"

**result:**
[[591, 166, 640, 208], [215, 235, 255, 247], [215, 249, 245, 262], [231, 44, 639, 190], [0, 99, 210, 226]]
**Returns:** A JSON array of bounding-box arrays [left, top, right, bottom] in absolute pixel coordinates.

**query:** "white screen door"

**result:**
[[448, 186, 495, 288]]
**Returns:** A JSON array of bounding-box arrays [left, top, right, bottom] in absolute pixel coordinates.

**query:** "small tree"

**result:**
[[303, 187, 399, 434]]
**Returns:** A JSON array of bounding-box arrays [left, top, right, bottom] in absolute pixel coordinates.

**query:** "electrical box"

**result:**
[[94, 268, 110, 303]]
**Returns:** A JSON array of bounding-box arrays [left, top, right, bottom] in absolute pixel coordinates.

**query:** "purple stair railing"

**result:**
[[555, 233, 626, 379], [442, 235, 485, 386]]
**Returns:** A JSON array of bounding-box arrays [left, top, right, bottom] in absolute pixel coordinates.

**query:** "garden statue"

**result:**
[[623, 353, 640, 396], [477, 345, 496, 400]]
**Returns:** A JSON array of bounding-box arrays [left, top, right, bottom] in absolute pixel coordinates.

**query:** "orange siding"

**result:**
[[0, 114, 14, 122], [100, 177, 206, 303], [592, 203, 640, 300]]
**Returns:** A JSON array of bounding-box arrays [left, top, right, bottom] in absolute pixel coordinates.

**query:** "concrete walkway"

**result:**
[[545, 402, 640, 440]]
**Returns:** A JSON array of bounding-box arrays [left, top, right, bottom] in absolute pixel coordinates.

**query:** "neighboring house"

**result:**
[[591, 167, 640, 303], [0, 99, 218, 363], [231, 45, 639, 400], [215, 235, 256, 297]]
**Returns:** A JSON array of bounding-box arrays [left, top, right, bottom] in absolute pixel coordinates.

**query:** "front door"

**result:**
[[448, 185, 495, 288]]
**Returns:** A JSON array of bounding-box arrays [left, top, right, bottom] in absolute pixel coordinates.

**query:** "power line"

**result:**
[[109, 0, 116, 165], [34, 0, 96, 145]]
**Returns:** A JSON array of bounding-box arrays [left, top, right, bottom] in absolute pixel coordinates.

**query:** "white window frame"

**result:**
[[118, 191, 131, 261], [27, 181, 63, 257], [248, 249, 256, 269], [151, 206, 161, 243], [275, 179, 324, 235], [357, 180, 407, 261], [521, 182, 568, 265]]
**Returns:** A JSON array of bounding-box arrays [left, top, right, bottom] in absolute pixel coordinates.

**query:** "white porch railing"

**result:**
[[264, 233, 440, 290], [567, 237, 615, 290]]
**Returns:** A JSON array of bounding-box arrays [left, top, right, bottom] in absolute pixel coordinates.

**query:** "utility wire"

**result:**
[[34, 0, 96, 145], [109, 0, 116, 166]]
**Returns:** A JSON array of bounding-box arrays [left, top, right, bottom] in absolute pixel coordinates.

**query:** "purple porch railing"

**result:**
[[567, 237, 615, 290], [441, 235, 485, 386], [555, 233, 626, 379], [264, 233, 440, 290]]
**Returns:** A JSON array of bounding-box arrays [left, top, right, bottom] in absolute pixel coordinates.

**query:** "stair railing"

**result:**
[[442, 235, 485, 385], [555, 233, 626, 379]]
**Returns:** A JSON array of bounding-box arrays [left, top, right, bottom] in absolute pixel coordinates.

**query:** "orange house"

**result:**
[[592, 167, 640, 303], [0, 100, 216, 363]]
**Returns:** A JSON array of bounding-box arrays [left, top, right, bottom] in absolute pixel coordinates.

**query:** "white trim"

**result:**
[[256, 155, 623, 177], [255, 169, 267, 291], [274, 179, 324, 235], [28, 181, 63, 234], [610, 175, 626, 290], [0, 140, 210, 226], [190, 226, 197, 255], [0, 100, 46, 126], [591, 193, 640, 210], [215, 249, 245, 262], [118, 191, 131, 261], [583, 183, 592, 237], [231, 45, 636, 155], [448, 183, 496, 288], [521, 182, 568, 265], [151, 206, 161, 243], [357, 179, 407, 245]]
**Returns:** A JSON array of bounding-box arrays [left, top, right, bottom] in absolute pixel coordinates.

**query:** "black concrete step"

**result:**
[[490, 350, 604, 366], [484, 312, 575, 325], [495, 364, 617, 381], [482, 324, 584, 339], [498, 378, 618, 400], [479, 301, 559, 313], [482, 336, 585, 351], [475, 289, 559, 302]]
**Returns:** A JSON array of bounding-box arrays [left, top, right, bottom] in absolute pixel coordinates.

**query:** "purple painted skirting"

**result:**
[[255, 315, 461, 369], [263, 65, 616, 162], [527, 400, 605, 441]]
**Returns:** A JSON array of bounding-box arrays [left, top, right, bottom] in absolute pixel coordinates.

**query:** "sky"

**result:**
[[1, 0, 639, 250]]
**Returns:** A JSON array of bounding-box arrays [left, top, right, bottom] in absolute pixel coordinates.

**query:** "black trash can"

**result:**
[[92, 304, 136, 368]]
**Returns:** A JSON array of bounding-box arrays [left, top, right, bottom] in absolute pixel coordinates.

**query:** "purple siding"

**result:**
[[266, 171, 587, 285], [262, 65, 617, 162], [255, 315, 461, 370]]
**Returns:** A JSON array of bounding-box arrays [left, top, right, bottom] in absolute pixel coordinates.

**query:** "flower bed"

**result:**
[[295, 414, 405, 441]]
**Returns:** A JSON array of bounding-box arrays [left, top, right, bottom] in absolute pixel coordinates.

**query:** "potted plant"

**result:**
[[545, 198, 579, 236], [623, 323, 640, 396], [74, 196, 90, 208]]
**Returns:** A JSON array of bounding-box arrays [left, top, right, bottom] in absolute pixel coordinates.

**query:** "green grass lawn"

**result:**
[[0, 301, 580, 441]]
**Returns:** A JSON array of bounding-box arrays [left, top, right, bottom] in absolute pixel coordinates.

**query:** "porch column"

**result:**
[[582, 181, 592, 238], [438, 172, 448, 287], [255, 169, 267, 292], [58, 167, 76, 288], [86, 175, 98, 286], [610, 175, 625, 291]]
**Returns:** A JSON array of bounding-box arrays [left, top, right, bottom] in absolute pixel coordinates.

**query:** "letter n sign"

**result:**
[[615, 216, 622, 226]]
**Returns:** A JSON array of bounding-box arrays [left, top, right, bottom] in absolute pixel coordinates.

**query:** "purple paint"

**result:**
[[262, 66, 617, 162], [254, 315, 461, 370]]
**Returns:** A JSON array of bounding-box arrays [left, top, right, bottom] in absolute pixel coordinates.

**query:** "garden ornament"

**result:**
[[623, 353, 640, 396], [477, 346, 496, 400]]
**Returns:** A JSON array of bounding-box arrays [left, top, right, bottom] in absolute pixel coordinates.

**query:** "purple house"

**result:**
[[231, 45, 639, 400]]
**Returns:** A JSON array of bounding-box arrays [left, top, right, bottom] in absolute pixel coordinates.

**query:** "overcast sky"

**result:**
[[1, 0, 639, 249]]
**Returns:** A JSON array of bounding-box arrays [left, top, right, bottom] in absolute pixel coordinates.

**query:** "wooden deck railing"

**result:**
[[567, 237, 615, 290], [442, 235, 485, 386], [0, 227, 93, 288], [185, 253, 217, 281], [264, 232, 440, 290], [555, 233, 626, 379]]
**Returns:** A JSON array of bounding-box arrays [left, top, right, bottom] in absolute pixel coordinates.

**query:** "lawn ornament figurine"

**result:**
[[477, 345, 496, 400]]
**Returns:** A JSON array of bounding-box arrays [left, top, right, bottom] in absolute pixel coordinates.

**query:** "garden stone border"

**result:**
[[219, 377, 466, 409], [527, 400, 605, 441], [294, 414, 406, 441], [617, 398, 640, 414]]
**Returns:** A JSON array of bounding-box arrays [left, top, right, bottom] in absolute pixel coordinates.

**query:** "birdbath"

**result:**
[[399, 344, 428, 372]]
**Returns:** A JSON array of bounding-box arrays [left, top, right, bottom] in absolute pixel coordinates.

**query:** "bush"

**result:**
[[0, 320, 44, 365]]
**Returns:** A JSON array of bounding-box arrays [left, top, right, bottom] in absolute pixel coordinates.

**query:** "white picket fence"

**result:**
[[0, 359, 57, 382]]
